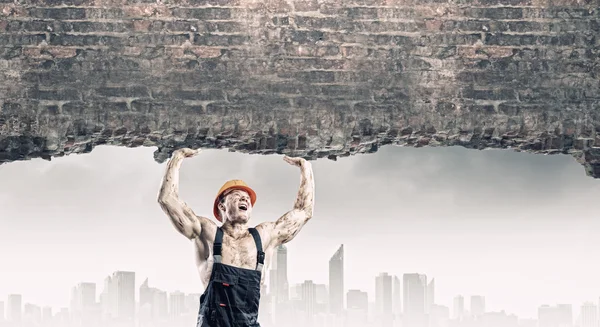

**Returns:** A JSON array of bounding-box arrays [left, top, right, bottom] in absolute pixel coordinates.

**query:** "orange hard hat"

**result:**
[[213, 179, 257, 222]]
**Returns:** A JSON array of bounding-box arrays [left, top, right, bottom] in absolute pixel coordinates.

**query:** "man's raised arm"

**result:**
[[262, 156, 315, 248], [157, 148, 204, 240]]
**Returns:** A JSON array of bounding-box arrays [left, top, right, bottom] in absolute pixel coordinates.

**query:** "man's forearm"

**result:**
[[158, 153, 184, 203], [293, 161, 315, 218]]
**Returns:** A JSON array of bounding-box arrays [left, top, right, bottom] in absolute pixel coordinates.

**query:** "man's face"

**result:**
[[219, 189, 252, 223]]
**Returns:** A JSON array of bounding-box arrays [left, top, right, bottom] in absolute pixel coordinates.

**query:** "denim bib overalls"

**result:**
[[196, 227, 264, 327]]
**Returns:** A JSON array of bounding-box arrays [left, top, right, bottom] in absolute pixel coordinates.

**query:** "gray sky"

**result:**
[[0, 144, 599, 319]]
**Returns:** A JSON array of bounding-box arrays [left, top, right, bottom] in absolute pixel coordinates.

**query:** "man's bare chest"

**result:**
[[220, 236, 259, 269]]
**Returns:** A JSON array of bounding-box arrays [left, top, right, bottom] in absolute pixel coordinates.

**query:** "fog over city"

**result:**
[[1, 145, 599, 327]]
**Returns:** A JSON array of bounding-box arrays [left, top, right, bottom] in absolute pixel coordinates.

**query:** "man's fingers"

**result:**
[[283, 155, 303, 166]]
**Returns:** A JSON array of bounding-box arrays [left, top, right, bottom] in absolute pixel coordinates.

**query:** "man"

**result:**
[[157, 147, 315, 327]]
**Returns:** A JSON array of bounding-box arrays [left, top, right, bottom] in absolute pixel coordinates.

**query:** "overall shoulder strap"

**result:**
[[248, 228, 264, 271], [213, 227, 223, 263]]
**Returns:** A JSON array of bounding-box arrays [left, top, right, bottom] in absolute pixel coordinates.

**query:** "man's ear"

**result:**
[[218, 202, 225, 211]]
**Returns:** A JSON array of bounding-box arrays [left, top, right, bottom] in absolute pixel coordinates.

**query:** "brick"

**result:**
[[194, 34, 249, 46], [0, 34, 45, 46], [427, 33, 482, 46], [463, 88, 517, 101], [28, 88, 82, 101], [48, 34, 126, 47], [458, 46, 514, 59], [163, 89, 226, 101], [28, 8, 87, 20], [130, 34, 190, 46], [204, 21, 245, 34], [84, 8, 125, 19], [466, 7, 524, 20], [95, 86, 151, 98], [485, 33, 539, 46], [123, 5, 172, 18], [171, 8, 232, 20]]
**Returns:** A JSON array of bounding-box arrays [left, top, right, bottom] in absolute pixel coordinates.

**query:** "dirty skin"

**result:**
[[157, 148, 315, 288]]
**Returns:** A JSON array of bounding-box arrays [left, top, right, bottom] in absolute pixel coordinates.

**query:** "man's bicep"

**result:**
[[271, 209, 309, 246], [197, 215, 217, 241]]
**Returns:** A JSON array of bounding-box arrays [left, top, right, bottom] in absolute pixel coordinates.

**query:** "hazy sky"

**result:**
[[1, 144, 599, 319]]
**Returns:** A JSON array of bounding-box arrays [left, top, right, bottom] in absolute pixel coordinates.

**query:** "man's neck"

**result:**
[[221, 220, 250, 239]]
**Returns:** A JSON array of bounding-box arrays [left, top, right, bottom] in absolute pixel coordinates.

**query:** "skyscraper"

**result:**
[[453, 295, 464, 320], [169, 291, 185, 318], [152, 290, 168, 320], [347, 290, 368, 327], [7, 294, 22, 323], [470, 295, 485, 317], [403, 274, 427, 327], [42, 307, 52, 325], [403, 274, 426, 313], [376, 273, 393, 315], [0, 301, 4, 321], [71, 282, 98, 326], [23, 303, 42, 325], [538, 304, 573, 327], [276, 245, 289, 303], [376, 273, 393, 327], [101, 275, 116, 319], [328, 244, 344, 315], [114, 271, 135, 320], [393, 275, 401, 315], [426, 278, 435, 313], [139, 278, 153, 307], [347, 290, 368, 311], [301, 280, 317, 319], [580, 302, 597, 327]]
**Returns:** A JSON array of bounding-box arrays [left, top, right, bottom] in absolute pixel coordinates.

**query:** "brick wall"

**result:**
[[0, 0, 599, 177]]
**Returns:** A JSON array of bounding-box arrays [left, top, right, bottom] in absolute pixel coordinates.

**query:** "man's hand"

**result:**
[[283, 155, 307, 167], [173, 148, 200, 158]]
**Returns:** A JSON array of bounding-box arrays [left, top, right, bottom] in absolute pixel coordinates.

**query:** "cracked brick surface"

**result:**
[[0, 0, 599, 177]]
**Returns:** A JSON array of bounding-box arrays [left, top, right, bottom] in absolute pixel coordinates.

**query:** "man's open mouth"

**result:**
[[238, 204, 248, 211]]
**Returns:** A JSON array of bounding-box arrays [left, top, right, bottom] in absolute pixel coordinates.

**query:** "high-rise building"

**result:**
[[315, 284, 328, 305], [347, 290, 368, 327], [328, 244, 344, 315], [347, 290, 368, 311], [290, 284, 302, 300], [7, 294, 22, 322], [376, 273, 393, 315], [393, 275, 401, 315], [276, 245, 289, 303], [470, 295, 485, 317], [426, 278, 435, 313], [23, 303, 42, 325], [139, 278, 153, 307], [403, 274, 427, 327], [580, 302, 597, 327], [152, 290, 168, 320], [376, 273, 393, 327], [42, 307, 53, 325], [538, 304, 573, 327], [301, 280, 317, 318], [101, 275, 116, 319], [169, 291, 185, 318], [430, 304, 450, 327], [71, 282, 98, 326], [114, 271, 135, 320], [453, 295, 464, 320], [0, 300, 4, 321]]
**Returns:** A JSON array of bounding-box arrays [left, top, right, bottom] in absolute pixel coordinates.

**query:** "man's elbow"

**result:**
[[157, 194, 176, 210]]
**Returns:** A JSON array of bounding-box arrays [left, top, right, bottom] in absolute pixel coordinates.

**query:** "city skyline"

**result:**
[[2, 245, 600, 324], [2, 255, 600, 327], [1, 145, 600, 319]]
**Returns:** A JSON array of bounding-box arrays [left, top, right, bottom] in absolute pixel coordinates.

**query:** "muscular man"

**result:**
[[157, 148, 315, 327]]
